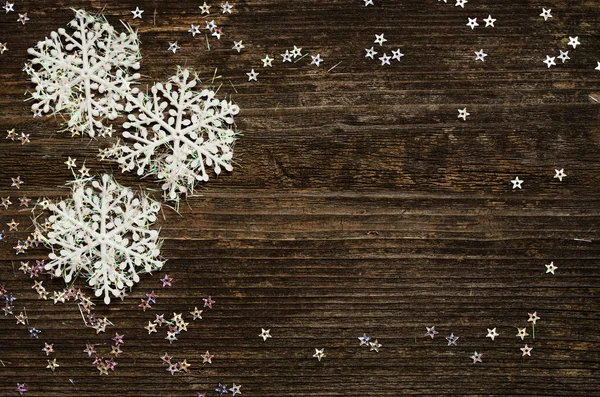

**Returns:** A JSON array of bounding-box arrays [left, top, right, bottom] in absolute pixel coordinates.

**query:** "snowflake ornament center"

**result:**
[[105, 67, 241, 203], [26, 9, 141, 137], [41, 174, 164, 304]]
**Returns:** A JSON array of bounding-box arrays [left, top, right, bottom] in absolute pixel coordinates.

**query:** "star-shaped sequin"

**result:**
[[1, 197, 11, 208], [161, 275, 173, 287], [557, 51, 569, 63], [540, 8, 552, 21], [446, 333, 459, 346], [11, 176, 23, 189], [311, 54, 322, 67], [221, 2, 233, 14], [483, 15, 496, 27], [486, 328, 499, 341], [458, 108, 470, 120], [374, 33, 387, 46], [391, 49, 404, 61], [189, 24, 202, 37], [168, 42, 180, 53], [379, 53, 391, 65], [313, 348, 325, 361], [554, 169, 566, 181], [365, 47, 377, 59], [470, 351, 483, 363], [15, 312, 26, 325], [84, 344, 96, 357], [545, 261, 557, 275], [110, 344, 123, 357], [111, 333, 124, 346], [475, 49, 487, 62], [190, 307, 203, 320], [203, 296, 215, 309], [18, 133, 30, 145], [281, 50, 292, 63], [358, 333, 371, 345], [568, 36, 580, 49], [131, 7, 144, 19], [543, 55, 556, 68], [369, 339, 382, 352], [154, 314, 167, 326], [145, 321, 157, 334], [3, 2, 14, 13], [229, 384, 242, 396], [8, 219, 19, 231], [261, 54, 273, 67], [18, 13, 29, 25], [202, 351, 214, 364], [246, 69, 259, 81], [199, 2, 210, 14], [511, 177, 523, 189], [528, 312, 540, 325], [16, 383, 26, 395], [466, 18, 479, 30], [179, 359, 191, 372], [42, 343, 54, 355], [19, 196, 30, 207], [516, 327, 529, 340], [29, 328, 41, 338], [520, 344, 533, 356], [232, 40, 245, 52], [259, 328, 271, 341], [215, 384, 228, 396], [425, 326, 438, 339]]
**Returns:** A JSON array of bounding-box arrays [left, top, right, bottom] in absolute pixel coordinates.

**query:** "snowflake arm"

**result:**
[[40, 174, 163, 304], [26, 9, 141, 137], [106, 68, 240, 202]]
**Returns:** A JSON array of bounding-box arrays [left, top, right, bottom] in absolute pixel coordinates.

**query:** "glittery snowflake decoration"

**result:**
[[39, 174, 164, 304], [25, 9, 141, 137], [104, 68, 240, 202]]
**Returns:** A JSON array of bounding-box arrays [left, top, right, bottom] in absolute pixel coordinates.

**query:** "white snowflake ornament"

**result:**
[[106, 68, 240, 202], [26, 9, 141, 137], [40, 174, 164, 304]]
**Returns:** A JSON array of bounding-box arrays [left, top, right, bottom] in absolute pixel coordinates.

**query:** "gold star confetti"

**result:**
[[19, 196, 30, 207], [1, 197, 11, 209], [46, 358, 59, 372], [178, 359, 191, 372], [190, 307, 203, 320], [7, 219, 19, 231], [64, 157, 77, 169], [78, 164, 90, 177], [18, 133, 30, 145], [15, 312, 26, 325]]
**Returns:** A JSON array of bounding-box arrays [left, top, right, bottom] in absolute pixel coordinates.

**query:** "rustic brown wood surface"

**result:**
[[1, 0, 600, 396]]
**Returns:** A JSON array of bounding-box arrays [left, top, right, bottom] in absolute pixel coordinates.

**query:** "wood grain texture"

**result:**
[[1, 0, 600, 396]]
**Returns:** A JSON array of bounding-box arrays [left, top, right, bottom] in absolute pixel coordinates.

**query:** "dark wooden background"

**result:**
[[1, 0, 600, 396]]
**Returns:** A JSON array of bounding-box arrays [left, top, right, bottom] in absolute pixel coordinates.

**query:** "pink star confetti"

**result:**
[[203, 296, 215, 309], [161, 274, 173, 287]]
